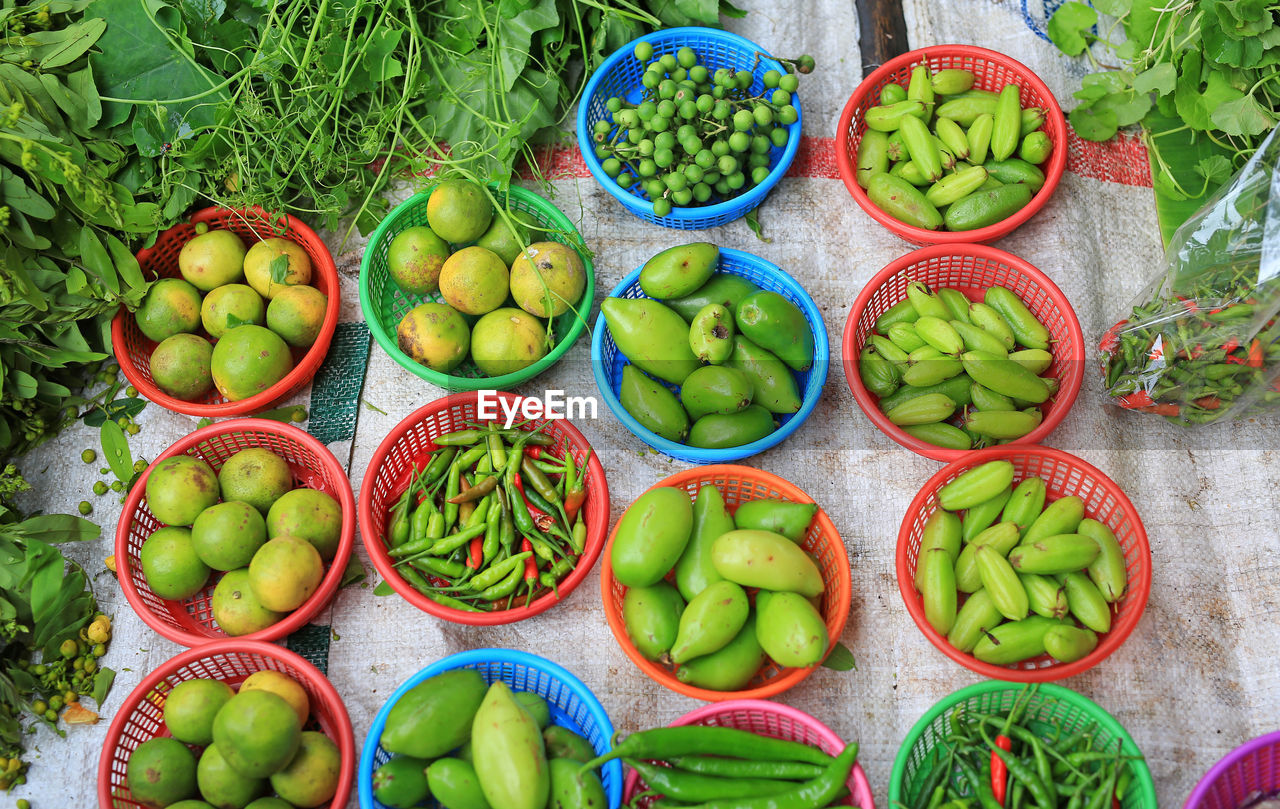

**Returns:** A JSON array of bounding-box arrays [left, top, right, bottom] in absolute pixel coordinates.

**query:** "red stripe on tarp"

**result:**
[[512, 128, 1153, 187]]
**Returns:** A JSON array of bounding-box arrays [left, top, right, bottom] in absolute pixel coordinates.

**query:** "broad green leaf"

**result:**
[[1070, 103, 1119, 140], [268, 253, 290, 283], [1174, 53, 1245, 131], [1092, 0, 1131, 16], [1195, 154, 1233, 183], [104, 233, 147, 294], [91, 667, 117, 705], [37, 17, 106, 69], [1144, 109, 1235, 243], [83, 396, 147, 427], [1047, 2, 1098, 56], [1134, 64, 1176, 96], [17, 515, 101, 544], [39, 72, 92, 133], [99, 419, 134, 483], [0, 168, 55, 220], [79, 228, 119, 293], [495, 0, 559, 92], [340, 556, 366, 588], [1211, 94, 1275, 136], [1095, 89, 1152, 126], [11, 370, 38, 398], [821, 642, 857, 671], [373, 579, 395, 596]]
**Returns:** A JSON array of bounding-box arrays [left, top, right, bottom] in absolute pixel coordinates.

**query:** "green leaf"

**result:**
[[268, 253, 290, 283], [37, 17, 106, 69], [1211, 94, 1275, 136], [1047, 2, 1098, 56], [1195, 154, 1233, 183], [104, 233, 148, 295], [18, 515, 101, 544], [1069, 103, 1119, 140], [821, 642, 856, 671], [79, 228, 119, 292], [339, 556, 365, 588], [90, 667, 116, 706], [1174, 52, 1245, 131], [1134, 63, 1176, 96], [373, 579, 395, 596], [495, 0, 559, 92], [1091, 0, 1131, 15], [99, 419, 134, 483], [1095, 89, 1152, 126], [83, 397, 147, 427], [744, 207, 771, 243]]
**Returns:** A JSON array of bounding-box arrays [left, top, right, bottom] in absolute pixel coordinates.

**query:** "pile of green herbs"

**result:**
[[90, 0, 745, 237], [0, 465, 115, 789], [1047, 0, 1278, 206]]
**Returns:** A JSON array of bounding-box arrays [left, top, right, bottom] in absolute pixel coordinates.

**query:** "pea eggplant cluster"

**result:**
[[607, 243, 814, 450], [380, 424, 589, 612], [859, 280, 1059, 450], [614, 485, 830, 692], [910, 685, 1140, 809], [856, 65, 1053, 231], [588, 725, 859, 808], [372, 668, 607, 809], [914, 461, 1129, 666]]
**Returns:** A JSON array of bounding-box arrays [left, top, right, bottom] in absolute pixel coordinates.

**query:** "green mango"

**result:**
[[381, 669, 487, 759], [514, 691, 551, 730], [543, 726, 595, 763], [373, 756, 432, 809], [602, 297, 701, 385], [689, 303, 735, 365], [427, 758, 491, 809], [640, 242, 720, 299], [666, 272, 761, 322], [756, 590, 829, 668], [472, 682, 549, 809], [621, 581, 686, 662], [619, 365, 689, 443], [732, 500, 818, 542], [611, 487, 693, 587], [675, 614, 766, 692], [688, 405, 776, 449], [727, 336, 802, 414], [712, 529, 824, 596], [548, 757, 608, 809], [680, 365, 754, 420], [669, 580, 750, 664], [674, 485, 732, 601], [735, 291, 815, 372]]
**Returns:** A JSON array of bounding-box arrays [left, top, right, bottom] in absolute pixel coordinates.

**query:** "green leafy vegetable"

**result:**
[[98, 419, 133, 483], [1046, 1, 1097, 55], [820, 641, 857, 672]]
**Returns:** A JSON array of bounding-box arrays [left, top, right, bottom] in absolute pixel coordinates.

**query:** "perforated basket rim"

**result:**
[[114, 419, 357, 647], [357, 390, 610, 626], [887, 680, 1157, 808], [96, 639, 355, 809], [833, 45, 1068, 245], [356, 647, 623, 809], [591, 248, 829, 464], [111, 206, 341, 416], [1184, 730, 1280, 809], [599, 464, 852, 702], [620, 699, 877, 808], [840, 242, 1085, 462], [575, 26, 802, 229], [895, 446, 1152, 681], [358, 184, 595, 390]]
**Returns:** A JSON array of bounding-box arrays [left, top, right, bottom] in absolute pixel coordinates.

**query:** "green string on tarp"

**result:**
[[308, 321, 372, 444]]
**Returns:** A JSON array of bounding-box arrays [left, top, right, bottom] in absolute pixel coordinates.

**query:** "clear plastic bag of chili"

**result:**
[[1101, 124, 1280, 425]]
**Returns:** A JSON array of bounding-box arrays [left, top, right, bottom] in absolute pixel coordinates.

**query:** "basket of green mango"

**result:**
[[592, 243, 828, 463]]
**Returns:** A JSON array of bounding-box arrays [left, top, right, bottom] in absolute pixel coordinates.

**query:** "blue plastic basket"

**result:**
[[357, 648, 623, 809], [577, 27, 803, 230], [592, 247, 828, 464]]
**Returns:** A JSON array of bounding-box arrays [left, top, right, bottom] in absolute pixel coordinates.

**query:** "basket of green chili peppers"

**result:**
[[1101, 125, 1280, 426], [890, 682, 1156, 809], [358, 391, 609, 625]]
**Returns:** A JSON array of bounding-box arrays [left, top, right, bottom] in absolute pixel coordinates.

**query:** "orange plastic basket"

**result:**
[[842, 243, 1085, 462], [112, 207, 341, 417], [835, 45, 1067, 245], [359, 391, 610, 626], [97, 639, 355, 809], [896, 446, 1152, 681], [601, 465, 851, 701], [115, 419, 356, 647]]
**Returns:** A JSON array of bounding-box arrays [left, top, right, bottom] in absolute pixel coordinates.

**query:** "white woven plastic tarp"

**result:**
[[14, 2, 1280, 808]]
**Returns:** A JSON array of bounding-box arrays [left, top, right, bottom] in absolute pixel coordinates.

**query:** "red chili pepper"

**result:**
[[1116, 391, 1154, 409], [1113, 798, 1121, 809], [1194, 396, 1222, 410], [1099, 320, 1128, 354], [521, 538, 538, 585], [526, 445, 544, 459], [1222, 337, 1240, 354], [1178, 297, 1198, 312], [467, 536, 483, 569], [1247, 339, 1263, 368], [1137, 403, 1181, 417], [991, 734, 1012, 806], [564, 488, 586, 524]]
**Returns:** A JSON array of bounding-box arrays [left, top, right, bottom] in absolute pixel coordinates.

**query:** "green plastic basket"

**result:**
[[889, 681, 1156, 809], [359, 184, 595, 390]]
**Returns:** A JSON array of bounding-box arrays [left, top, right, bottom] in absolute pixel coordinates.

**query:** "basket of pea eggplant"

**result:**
[[358, 391, 609, 625]]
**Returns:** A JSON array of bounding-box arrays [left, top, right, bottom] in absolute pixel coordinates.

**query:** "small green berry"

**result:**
[[81, 449, 96, 464], [93, 644, 106, 657], [30, 701, 46, 715], [93, 481, 108, 496], [125, 385, 138, 398], [44, 709, 57, 722], [17, 798, 30, 809], [133, 459, 147, 473], [126, 422, 140, 435], [59, 639, 78, 659], [78, 501, 92, 516], [110, 481, 123, 492]]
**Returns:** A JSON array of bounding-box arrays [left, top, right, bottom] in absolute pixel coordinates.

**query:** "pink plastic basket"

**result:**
[[1185, 730, 1280, 809], [622, 699, 875, 808]]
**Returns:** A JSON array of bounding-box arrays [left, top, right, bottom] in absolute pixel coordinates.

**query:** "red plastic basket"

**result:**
[[601, 465, 851, 702], [842, 243, 1085, 462], [358, 391, 610, 626], [97, 639, 354, 809], [112, 207, 341, 417], [835, 45, 1067, 245], [897, 446, 1152, 681], [115, 419, 356, 647], [622, 700, 875, 808]]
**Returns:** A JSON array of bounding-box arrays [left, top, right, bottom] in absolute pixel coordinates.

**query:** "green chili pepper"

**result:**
[[522, 457, 561, 503], [420, 446, 459, 484], [449, 473, 498, 505], [479, 561, 525, 601], [675, 744, 859, 809], [580, 727, 834, 770], [482, 497, 502, 564], [409, 502, 433, 547], [911, 746, 955, 809], [467, 552, 533, 591], [624, 759, 797, 803], [426, 591, 484, 612], [570, 515, 587, 554], [443, 460, 462, 532], [410, 556, 467, 580], [985, 739, 1054, 809], [426, 523, 488, 557], [426, 510, 446, 540], [487, 425, 508, 470], [666, 757, 823, 782]]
